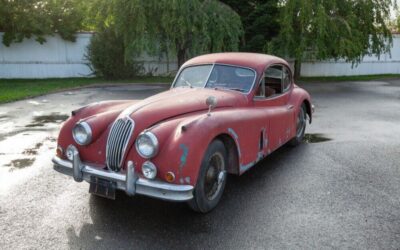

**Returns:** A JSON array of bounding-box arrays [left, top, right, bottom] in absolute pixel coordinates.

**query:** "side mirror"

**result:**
[[206, 96, 217, 116]]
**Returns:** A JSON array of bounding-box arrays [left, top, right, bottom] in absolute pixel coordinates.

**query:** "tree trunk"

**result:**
[[294, 59, 302, 80], [177, 49, 186, 68]]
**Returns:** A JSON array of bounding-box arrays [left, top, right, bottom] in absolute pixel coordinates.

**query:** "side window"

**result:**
[[265, 65, 283, 97], [254, 76, 265, 98], [283, 67, 291, 91]]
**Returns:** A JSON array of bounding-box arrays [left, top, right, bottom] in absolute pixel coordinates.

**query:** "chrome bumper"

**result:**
[[52, 150, 194, 202]]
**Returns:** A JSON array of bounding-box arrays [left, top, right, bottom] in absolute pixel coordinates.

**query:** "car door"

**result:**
[[253, 64, 294, 152]]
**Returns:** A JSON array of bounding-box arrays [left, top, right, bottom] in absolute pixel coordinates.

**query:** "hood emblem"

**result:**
[[206, 96, 218, 116]]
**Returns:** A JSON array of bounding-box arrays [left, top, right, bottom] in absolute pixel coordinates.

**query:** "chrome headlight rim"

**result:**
[[72, 121, 92, 146], [135, 131, 159, 159]]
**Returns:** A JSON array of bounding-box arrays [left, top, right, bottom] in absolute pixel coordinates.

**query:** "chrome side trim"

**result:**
[[52, 154, 194, 202]]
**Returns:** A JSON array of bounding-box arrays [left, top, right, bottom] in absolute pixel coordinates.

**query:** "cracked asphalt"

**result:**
[[0, 80, 400, 249]]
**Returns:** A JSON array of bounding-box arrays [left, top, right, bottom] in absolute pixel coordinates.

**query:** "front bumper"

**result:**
[[52, 149, 194, 202]]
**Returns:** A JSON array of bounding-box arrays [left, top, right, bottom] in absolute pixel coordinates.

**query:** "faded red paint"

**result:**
[[56, 53, 312, 186]]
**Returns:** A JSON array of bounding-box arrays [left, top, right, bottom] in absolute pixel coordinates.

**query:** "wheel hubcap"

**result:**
[[204, 152, 225, 201]]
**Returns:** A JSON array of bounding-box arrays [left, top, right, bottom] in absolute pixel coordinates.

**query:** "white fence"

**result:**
[[0, 32, 399, 78], [301, 35, 400, 76], [0, 33, 93, 78]]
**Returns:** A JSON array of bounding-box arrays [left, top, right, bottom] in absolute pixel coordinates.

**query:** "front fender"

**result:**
[[141, 107, 270, 186], [292, 86, 313, 123]]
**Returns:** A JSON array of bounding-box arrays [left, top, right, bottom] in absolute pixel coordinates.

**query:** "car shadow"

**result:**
[[66, 143, 311, 249]]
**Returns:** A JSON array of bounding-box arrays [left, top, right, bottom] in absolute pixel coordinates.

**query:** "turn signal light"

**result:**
[[56, 146, 63, 158], [165, 172, 175, 183]]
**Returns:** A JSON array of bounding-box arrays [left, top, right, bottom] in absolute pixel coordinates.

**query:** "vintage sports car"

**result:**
[[53, 53, 313, 213]]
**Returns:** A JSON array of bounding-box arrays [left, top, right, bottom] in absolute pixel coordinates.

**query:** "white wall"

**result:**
[[301, 35, 400, 76], [1, 32, 399, 78], [0, 33, 94, 78]]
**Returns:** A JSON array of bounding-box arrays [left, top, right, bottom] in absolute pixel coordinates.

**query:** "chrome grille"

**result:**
[[106, 117, 134, 171]]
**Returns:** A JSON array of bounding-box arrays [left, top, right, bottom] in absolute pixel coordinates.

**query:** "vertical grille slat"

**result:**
[[106, 117, 134, 171]]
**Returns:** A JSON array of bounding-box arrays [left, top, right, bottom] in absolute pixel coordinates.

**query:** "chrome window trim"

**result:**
[[171, 63, 258, 95], [253, 63, 293, 101]]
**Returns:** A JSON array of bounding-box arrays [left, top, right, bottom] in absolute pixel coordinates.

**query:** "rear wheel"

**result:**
[[188, 140, 227, 213], [289, 103, 307, 146]]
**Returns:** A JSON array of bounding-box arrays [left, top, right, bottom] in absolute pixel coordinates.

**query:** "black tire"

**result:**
[[188, 139, 227, 213], [289, 103, 307, 146]]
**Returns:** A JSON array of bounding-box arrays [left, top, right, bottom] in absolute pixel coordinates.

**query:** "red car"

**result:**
[[53, 53, 313, 213]]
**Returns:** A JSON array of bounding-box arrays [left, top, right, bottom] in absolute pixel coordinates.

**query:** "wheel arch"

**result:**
[[214, 133, 240, 175], [303, 99, 312, 124]]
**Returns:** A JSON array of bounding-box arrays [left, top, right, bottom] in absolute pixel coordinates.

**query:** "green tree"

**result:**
[[220, 0, 280, 52], [0, 0, 85, 46], [397, 14, 400, 32], [274, 0, 395, 78], [90, 0, 243, 68]]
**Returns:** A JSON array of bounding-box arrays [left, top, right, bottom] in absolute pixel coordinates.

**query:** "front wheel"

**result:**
[[289, 103, 307, 146], [188, 140, 227, 213]]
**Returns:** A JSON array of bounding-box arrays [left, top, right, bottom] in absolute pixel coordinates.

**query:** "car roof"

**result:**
[[182, 52, 289, 74]]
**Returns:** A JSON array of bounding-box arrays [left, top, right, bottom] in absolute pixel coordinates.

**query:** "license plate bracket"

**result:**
[[89, 176, 116, 200]]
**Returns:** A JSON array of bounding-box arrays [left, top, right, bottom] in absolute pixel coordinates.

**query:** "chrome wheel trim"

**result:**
[[296, 107, 306, 138], [204, 152, 225, 201]]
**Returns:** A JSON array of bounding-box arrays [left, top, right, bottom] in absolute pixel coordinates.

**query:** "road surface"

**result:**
[[0, 80, 400, 249]]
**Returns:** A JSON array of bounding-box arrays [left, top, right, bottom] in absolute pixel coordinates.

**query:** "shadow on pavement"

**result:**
[[66, 144, 310, 249]]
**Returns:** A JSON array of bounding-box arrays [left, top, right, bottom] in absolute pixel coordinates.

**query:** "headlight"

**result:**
[[135, 131, 159, 158], [142, 161, 157, 179], [72, 121, 92, 145]]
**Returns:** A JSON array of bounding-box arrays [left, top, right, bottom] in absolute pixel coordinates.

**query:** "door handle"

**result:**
[[287, 105, 294, 110]]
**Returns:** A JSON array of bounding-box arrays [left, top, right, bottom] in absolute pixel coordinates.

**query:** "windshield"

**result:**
[[173, 64, 256, 93]]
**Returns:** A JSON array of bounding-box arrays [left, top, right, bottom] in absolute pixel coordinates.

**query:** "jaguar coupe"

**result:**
[[52, 53, 313, 213]]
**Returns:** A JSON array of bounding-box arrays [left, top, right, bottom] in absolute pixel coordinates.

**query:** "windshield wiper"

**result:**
[[181, 77, 192, 88], [229, 88, 246, 92]]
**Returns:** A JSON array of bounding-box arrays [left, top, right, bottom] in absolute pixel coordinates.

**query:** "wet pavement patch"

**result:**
[[0, 115, 10, 120], [304, 133, 332, 143], [6, 158, 35, 169], [22, 142, 43, 156], [26, 113, 69, 127]]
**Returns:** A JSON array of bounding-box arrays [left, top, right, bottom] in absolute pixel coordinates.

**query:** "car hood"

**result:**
[[118, 87, 247, 129]]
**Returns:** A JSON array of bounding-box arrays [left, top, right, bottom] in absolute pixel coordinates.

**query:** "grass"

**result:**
[[1, 73, 400, 104], [299, 74, 400, 82], [0, 76, 173, 104]]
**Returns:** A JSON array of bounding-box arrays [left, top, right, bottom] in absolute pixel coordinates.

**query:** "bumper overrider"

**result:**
[[52, 148, 194, 201]]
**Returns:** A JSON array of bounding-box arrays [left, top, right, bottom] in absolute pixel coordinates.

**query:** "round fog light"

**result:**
[[56, 146, 64, 158], [142, 161, 157, 179]]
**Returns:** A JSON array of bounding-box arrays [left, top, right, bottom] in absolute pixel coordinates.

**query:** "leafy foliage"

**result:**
[[86, 28, 142, 79], [88, 0, 243, 67], [0, 0, 85, 46], [220, 0, 280, 52], [272, 0, 395, 77]]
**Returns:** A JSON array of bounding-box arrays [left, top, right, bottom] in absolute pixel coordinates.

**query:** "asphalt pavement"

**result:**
[[0, 80, 400, 249]]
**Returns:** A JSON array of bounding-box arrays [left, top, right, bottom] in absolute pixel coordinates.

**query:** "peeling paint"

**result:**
[[227, 128, 241, 157], [257, 152, 263, 161], [179, 144, 189, 173], [240, 152, 265, 174], [240, 161, 256, 173], [185, 176, 191, 184], [228, 128, 238, 139]]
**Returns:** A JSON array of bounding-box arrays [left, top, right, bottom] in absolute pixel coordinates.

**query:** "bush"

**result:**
[[86, 28, 142, 79]]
